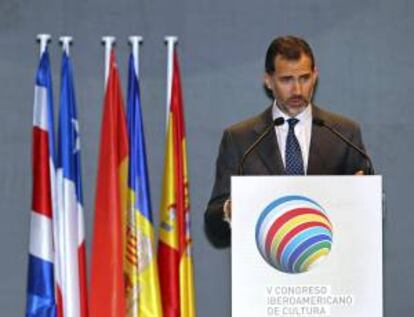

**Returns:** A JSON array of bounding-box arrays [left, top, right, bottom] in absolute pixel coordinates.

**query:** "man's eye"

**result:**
[[300, 75, 311, 83], [279, 77, 291, 83]]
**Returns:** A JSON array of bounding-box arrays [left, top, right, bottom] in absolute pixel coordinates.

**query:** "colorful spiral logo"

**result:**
[[255, 195, 333, 274]]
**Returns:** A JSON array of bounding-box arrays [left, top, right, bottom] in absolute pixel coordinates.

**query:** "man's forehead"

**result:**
[[274, 54, 314, 74]]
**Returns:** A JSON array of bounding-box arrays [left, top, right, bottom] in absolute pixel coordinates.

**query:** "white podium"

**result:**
[[231, 176, 382, 317]]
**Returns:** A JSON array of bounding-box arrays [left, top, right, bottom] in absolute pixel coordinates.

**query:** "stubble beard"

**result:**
[[277, 97, 309, 117]]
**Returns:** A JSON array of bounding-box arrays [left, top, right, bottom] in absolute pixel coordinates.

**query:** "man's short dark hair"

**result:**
[[265, 36, 315, 74]]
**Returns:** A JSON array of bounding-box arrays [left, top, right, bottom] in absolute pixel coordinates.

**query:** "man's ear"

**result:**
[[263, 73, 272, 90], [263, 73, 275, 100], [313, 66, 319, 81]]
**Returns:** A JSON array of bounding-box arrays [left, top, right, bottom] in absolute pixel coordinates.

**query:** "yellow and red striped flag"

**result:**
[[90, 49, 128, 317], [158, 47, 196, 317]]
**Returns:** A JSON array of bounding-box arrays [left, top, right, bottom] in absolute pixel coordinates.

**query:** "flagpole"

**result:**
[[164, 36, 178, 129], [37, 34, 51, 56], [102, 36, 116, 87], [128, 36, 143, 78], [59, 36, 73, 55]]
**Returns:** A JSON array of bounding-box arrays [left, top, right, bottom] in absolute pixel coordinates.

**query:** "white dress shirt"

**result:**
[[272, 101, 313, 174]]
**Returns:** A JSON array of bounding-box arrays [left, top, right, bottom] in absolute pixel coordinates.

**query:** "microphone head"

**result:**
[[273, 117, 285, 126], [312, 117, 325, 126]]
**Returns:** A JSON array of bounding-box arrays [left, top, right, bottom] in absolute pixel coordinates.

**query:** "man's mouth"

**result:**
[[288, 96, 305, 105]]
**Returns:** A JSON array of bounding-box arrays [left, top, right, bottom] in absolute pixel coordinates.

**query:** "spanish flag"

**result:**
[[90, 49, 128, 317], [158, 47, 196, 317]]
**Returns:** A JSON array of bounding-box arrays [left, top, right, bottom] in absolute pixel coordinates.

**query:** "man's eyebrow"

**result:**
[[277, 72, 312, 80]]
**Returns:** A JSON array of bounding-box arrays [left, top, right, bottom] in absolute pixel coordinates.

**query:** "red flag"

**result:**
[[158, 49, 196, 317], [90, 49, 128, 317]]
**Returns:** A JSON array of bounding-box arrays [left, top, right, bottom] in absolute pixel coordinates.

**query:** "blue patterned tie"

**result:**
[[285, 118, 304, 175]]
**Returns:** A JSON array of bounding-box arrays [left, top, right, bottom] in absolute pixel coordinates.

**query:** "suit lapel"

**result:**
[[253, 107, 285, 175], [308, 105, 330, 174]]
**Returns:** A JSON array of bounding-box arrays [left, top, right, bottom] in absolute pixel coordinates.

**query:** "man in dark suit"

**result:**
[[204, 36, 369, 247]]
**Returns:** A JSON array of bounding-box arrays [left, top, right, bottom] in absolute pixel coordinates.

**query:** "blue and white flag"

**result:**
[[56, 50, 88, 317]]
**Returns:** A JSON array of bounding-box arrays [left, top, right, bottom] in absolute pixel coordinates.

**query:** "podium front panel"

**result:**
[[231, 176, 382, 317]]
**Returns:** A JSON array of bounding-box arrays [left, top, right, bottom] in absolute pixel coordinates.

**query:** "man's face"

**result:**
[[264, 54, 318, 117]]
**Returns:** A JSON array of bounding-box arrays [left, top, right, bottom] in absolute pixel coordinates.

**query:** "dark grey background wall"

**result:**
[[1, 0, 413, 315]]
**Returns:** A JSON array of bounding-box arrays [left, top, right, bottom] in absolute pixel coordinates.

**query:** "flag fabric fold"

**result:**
[[26, 49, 57, 317], [125, 53, 163, 317], [90, 49, 128, 317], [55, 51, 89, 317], [158, 49, 197, 317]]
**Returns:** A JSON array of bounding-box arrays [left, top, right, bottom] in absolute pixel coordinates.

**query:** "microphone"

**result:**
[[238, 117, 285, 175], [312, 117, 374, 175]]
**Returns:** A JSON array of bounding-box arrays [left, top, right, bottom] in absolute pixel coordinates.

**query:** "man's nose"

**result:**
[[292, 80, 302, 95]]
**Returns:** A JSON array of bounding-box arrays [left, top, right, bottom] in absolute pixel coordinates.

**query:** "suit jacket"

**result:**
[[204, 105, 368, 247]]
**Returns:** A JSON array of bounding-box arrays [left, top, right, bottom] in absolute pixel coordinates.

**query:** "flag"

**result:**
[[26, 49, 57, 317], [90, 49, 128, 317], [125, 53, 163, 317], [158, 49, 196, 317], [55, 50, 88, 317]]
